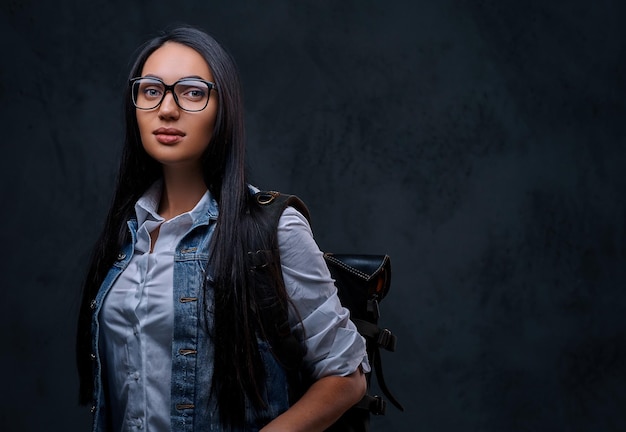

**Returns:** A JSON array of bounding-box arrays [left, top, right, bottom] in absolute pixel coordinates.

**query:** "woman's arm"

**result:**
[[269, 206, 370, 430], [261, 368, 366, 432]]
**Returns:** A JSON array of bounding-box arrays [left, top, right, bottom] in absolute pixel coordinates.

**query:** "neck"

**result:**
[[158, 164, 207, 220]]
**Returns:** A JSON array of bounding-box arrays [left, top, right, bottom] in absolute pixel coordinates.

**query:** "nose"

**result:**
[[158, 90, 180, 119]]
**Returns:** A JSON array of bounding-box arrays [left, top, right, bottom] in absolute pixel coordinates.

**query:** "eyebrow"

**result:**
[[143, 74, 209, 81]]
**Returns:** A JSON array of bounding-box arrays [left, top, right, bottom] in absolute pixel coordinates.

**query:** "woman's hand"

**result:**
[[260, 367, 367, 432]]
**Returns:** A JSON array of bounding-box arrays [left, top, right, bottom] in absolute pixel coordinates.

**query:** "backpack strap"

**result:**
[[252, 190, 311, 219], [246, 190, 310, 402]]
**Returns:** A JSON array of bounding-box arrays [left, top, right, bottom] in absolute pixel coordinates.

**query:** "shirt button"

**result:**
[[117, 252, 126, 260], [90, 353, 96, 360], [89, 300, 97, 310]]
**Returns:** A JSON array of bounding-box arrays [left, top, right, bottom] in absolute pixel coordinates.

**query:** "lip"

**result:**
[[153, 127, 186, 145]]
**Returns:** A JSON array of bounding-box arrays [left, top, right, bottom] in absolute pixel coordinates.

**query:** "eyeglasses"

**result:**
[[129, 77, 217, 112]]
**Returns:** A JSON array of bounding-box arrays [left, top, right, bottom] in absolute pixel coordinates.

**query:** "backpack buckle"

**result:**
[[378, 328, 397, 352], [256, 191, 280, 205], [370, 395, 387, 415]]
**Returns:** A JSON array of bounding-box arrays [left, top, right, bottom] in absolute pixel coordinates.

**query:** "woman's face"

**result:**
[[136, 42, 218, 170]]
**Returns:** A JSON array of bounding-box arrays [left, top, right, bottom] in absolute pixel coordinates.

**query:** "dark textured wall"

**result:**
[[1, 1, 624, 431]]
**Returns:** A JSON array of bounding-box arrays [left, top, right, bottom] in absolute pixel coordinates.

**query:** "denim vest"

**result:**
[[89, 204, 290, 431]]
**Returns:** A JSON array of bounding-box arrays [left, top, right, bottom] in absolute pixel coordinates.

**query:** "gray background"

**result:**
[[1, 0, 625, 431]]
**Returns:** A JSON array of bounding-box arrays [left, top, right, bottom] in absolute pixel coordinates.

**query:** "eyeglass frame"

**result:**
[[129, 76, 218, 112]]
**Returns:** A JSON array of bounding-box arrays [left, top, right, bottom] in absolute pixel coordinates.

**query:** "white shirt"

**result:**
[[100, 183, 369, 431], [100, 183, 212, 430]]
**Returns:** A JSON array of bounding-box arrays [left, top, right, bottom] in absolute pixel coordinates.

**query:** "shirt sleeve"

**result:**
[[277, 206, 371, 380]]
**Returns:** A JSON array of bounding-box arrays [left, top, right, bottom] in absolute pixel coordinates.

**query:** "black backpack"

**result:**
[[246, 191, 404, 431]]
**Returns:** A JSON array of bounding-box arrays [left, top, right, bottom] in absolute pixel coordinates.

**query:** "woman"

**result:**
[[76, 25, 368, 431]]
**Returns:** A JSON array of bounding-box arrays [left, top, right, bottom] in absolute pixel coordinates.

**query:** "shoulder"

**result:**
[[277, 204, 324, 272], [278, 205, 311, 232], [249, 189, 311, 228]]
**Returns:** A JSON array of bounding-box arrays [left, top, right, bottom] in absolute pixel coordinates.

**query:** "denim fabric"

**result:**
[[90, 204, 289, 431]]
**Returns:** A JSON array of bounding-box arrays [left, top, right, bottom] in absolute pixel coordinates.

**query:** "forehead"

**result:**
[[141, 42, 213, 82]]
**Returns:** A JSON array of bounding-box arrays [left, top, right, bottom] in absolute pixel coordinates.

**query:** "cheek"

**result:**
[[135, 115, 158, 157], [136, 114, 151, 138], [197, 112, 218, 144]]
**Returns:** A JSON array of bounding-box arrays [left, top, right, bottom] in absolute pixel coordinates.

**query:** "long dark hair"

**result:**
[[76, 25, 278, 428]]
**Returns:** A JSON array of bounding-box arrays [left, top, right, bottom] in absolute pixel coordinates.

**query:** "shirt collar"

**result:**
[[135, 181, 163, 226], [134, 180, 218, 228]]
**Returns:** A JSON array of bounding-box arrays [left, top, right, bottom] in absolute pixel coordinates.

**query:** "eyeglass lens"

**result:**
[[132, 78, 211, 111]]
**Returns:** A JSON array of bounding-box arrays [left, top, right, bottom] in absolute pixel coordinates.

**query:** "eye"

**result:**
[[176, 81, 209, 101], [187, 89, 206, 99], [142, 86, 163, 99]]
